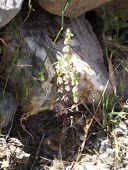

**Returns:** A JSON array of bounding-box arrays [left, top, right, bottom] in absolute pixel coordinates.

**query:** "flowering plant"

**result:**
[[56, 28, 79, 103]]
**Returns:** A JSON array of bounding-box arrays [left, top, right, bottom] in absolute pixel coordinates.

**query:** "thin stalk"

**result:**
[[43, 0, 71, 64], [18, 0, 32, 29]]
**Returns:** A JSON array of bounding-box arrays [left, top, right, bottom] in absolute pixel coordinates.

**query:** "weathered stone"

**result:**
[[0, 0, 24, 28], [2, 10, 112, 117], [38, 0, 110, 18], [0, 91, 17, 127]]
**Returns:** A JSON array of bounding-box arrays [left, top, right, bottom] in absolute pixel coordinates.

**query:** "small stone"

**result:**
[[106, 148, 115, 158], [99, 139, 111, 153], [84, 163, 96, 170], [100, 152, 109, 159], [125, 119, 128, 125], [105, 156, 114, 166], [115, 121, 128, 136], [74, 164, 85, 170], [91, 154, 97, 163], [96, 162, 110, 170], [125, 152, 128, 159]]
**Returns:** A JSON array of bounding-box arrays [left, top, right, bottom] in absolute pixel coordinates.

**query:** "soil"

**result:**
[[11, 109, 88, 168]]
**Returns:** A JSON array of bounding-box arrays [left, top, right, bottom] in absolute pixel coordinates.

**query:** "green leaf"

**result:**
[[118, 22, 128, 29], [108, 111, 127, 119], [11, 50, 19, 65]]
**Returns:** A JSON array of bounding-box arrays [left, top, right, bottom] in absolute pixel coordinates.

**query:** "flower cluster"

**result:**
[[56, 28, 79, 103]]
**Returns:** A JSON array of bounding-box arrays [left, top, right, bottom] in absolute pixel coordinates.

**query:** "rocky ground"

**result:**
[[0, 108, 128, 170]]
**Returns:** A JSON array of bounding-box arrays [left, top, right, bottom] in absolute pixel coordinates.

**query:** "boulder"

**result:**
[[0, 0, 24, 28], [2, 10, 112, 117], [38, 0, 110, 18]]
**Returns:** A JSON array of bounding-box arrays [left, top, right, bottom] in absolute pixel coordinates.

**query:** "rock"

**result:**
[[114, 121, 128, 136], [2, 9, 112, 117], [93, 130, 107, 151], [99, 139, 112, 153], [50, 159, 64, 170], [0, 0, 24, 28], [73, 155, 111, 170], [96, 162, 110, 170], [0, 91, 17, 127], [0, 136, 30, 169], [119, 137, 128, 145], [106, 148, 115, 158], [38, 0, 110, 18]]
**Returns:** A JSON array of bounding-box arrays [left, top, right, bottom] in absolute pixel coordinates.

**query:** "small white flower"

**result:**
[[65, 85, 71, 91], [57, 77, 63, 84], [63, 53, 69, 59], [64, 38, 71, 45], [61, 95, 69, 102], [73, 96, 79, 103], [63, 45, 70, 53], [63, 74, 70, 83], [66, 28, 73, 38], [58, 86, 63, 93], [60, 62, 68, 69], [72, 85, 78, 93]]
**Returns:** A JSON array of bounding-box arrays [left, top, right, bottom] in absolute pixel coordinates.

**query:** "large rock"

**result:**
[[0, 0, 24, 28], [38, 0, 110, 18], [2, 10, 112, 117]]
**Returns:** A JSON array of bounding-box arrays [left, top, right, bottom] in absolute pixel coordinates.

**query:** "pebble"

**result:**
[[99, 139, 112, 153], [114, 121, 128, 136]]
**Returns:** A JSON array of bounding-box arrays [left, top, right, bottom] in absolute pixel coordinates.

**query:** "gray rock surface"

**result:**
[[0, 91, 17, 127], [0, 0, 24, 28]]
